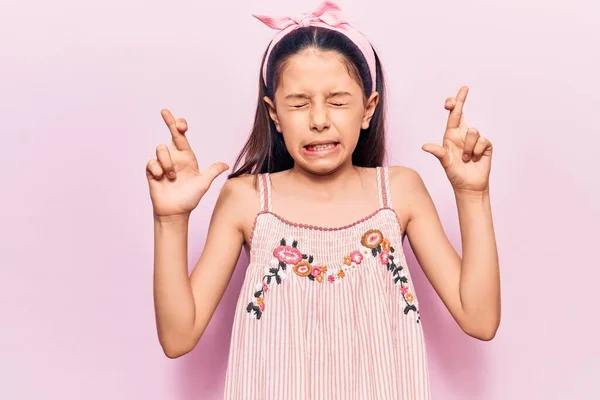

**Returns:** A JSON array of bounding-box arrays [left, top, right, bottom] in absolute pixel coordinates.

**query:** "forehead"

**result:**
[[276, 49, 362, 95]]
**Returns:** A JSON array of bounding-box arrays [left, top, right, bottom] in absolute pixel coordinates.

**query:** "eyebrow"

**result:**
[[329, 91, 352, 97], [284, 93, 311, 100], [284, 91, 353, 100]]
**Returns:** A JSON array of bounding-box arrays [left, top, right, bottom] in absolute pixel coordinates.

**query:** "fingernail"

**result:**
[[168, 172, 176, 179], [463, 153, 470, 161]]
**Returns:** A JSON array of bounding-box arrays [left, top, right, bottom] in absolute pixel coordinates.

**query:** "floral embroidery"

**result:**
[[293, 260, 312, 277], [381, 239, 391, 252], [246, 237, 295, 320], [361, 229, 384, 248], [364, 229, 421, 322], [349, 251, 363, 265], [380, 251, 390, 265], [247, 232, 421, 322], [273, 243, 303, 265]]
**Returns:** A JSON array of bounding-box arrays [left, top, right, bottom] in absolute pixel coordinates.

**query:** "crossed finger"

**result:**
[[156, 144, 176, 179], [161, 109, 191, 151], [471, 135, 491, 162], [462, 128, 479, 161], [446, 86, 469, 130]]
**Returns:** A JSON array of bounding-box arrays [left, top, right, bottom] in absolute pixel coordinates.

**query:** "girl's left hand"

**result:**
[[422, 86, 493, 193]]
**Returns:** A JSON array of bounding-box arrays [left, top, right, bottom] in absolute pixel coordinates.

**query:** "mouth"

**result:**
[[303, 141, 340, 153]]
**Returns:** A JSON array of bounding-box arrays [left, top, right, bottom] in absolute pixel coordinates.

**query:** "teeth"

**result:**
[[308, 143, 336, 151]]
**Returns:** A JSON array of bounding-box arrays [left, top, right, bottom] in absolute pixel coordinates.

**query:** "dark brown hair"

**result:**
[[228, 26, 387, 178]]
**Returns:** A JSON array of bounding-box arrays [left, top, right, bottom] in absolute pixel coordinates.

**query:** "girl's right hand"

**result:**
[[146, 109, 229, 219]]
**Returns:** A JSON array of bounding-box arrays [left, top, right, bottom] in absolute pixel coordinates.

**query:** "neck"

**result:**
[[287, 161, 362, 200]]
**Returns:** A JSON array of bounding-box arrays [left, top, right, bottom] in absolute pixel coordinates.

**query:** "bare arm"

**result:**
[[153, 179, 247, 358], [147, 109, 251, 358], [397, 167, 500, 340], [406, 86, 501, 340]]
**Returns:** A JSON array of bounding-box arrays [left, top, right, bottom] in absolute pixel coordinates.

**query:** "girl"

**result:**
[[147, 1, 500, 399]]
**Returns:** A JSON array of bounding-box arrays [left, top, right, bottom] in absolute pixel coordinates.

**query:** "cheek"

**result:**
[[330, 109, 364, 136], [279, 114, 307, 149], [279, 114, 305, 137]]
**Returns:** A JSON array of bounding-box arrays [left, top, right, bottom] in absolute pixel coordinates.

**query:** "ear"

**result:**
[[361, 92, 380, 130], [263, 96, 282, 133]]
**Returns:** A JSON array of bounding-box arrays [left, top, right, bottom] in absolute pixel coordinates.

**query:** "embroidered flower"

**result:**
[[400, 286, 408, 294], [293, 261, 312, 277], [381, 239, 391, 252], [405, 293, 414, 305], [337, 270, 346, 279], [350, 251, 363, 265], [361, 229, 384, 248], [312, 266, 322, 277], [262, 283, 269, 292], [273, 245, 302, 265], [328, 275, 335, 283], [380, 251, 390, 265], [316, 274, 324, 283], [343, 256, 352, 266]]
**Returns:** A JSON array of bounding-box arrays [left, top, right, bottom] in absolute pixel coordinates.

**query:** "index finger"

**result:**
[[161, 109, 191, 151], [446, 86, 469, 130]]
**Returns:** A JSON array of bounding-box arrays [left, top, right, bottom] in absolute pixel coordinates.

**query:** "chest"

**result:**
[[241, 203, 410, 248], [248, 209, 404, 266]]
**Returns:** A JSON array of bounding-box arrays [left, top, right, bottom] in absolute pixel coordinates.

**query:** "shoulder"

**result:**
[[386, 165, 433, 222], [212, 174, 262, 238], [215, 174, 260, 217], [387, 165, 428, 195], [221, 173, 258, 198]]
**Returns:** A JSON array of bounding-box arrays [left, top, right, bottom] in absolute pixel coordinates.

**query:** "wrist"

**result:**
[[454, 187, 490, 201], [154, 213, 191, 225]]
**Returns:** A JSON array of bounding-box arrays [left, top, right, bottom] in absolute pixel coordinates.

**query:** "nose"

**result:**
[[309, 103, 330, 133]]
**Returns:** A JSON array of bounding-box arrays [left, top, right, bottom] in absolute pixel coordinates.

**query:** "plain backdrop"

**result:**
[[2, 0, 599, 398]]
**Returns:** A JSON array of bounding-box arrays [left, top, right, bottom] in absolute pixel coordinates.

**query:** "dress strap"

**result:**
[[258, 173, 272, 212], [376, 166, 393, 209]]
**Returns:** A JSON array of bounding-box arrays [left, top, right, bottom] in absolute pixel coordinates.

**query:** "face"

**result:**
[[264, 48, 379, 175]]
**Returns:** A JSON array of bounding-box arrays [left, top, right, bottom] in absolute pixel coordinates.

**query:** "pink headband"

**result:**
[[253, 1, 377, 93]]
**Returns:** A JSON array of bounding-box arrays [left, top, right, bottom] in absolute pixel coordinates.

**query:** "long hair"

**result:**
[[228, 26, 387, 178]]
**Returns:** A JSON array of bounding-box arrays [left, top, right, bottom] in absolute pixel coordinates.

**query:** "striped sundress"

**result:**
[[224, 166, 431, 399]]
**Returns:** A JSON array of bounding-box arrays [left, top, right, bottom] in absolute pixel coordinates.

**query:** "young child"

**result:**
[[147, 1, 500, 399]]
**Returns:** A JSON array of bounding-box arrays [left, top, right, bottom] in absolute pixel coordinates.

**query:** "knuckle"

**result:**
[[147, 160, 163, 176]]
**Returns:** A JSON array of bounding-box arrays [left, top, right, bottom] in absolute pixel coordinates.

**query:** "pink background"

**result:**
[[2, 0, 599, 398]]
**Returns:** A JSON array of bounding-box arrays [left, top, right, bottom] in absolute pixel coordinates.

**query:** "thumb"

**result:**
[[422, 143, 450, 169], [203, 162, 230, 185]]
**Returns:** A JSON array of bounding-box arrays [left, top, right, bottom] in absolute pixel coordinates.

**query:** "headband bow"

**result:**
[[253, 1, 377, 93], [254, 1, 347, 30]]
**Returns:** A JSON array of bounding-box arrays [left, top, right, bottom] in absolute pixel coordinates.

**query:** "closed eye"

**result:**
[[292, 103, 308, 108], [330, 102, 347, 107]]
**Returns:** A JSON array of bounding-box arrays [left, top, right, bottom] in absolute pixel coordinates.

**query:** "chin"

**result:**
[[295, 156, 348, 176]]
